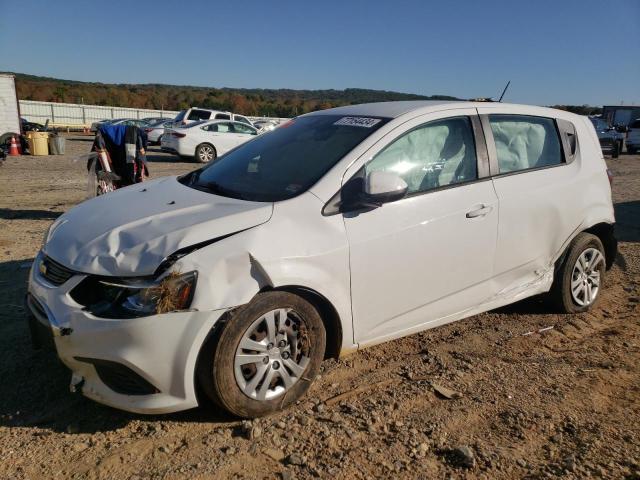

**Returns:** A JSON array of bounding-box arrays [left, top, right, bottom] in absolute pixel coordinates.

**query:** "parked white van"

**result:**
[[28, 101, 617, 417]]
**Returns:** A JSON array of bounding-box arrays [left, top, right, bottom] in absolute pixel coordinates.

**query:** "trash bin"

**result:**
[[48, 134, 66, 155], [26, 132, 50, 156]]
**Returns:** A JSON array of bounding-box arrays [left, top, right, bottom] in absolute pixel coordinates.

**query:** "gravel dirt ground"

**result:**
[[0, 135, 639, 480]]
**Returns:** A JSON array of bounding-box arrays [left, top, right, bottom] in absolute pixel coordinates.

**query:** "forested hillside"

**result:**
[[10, 73, 460, 117]]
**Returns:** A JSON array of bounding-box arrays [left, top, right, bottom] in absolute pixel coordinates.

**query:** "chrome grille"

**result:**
[[40, 256, 76, 286]]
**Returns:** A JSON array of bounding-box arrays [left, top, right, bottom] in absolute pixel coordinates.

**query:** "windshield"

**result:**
[[180, 114, 390, 202], [174, 110, 186, 122], [590, 118, 609, 130]]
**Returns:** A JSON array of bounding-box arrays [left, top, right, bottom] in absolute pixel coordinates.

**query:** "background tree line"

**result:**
[[11, 73, 459, 117], [9, 73, 603, 118]]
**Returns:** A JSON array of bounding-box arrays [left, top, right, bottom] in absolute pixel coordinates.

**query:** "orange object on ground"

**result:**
[[8, 136, 20, 156]]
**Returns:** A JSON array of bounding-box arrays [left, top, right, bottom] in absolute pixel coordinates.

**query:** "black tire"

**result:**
[[550, 233, 606, 314], [0, 132, 19, 146], [156, 134, 163, 145], [611, 143, 619, 158], [628, 147, 637, 155], [195, 143, 216, 163], [197, 291, 326, 418]]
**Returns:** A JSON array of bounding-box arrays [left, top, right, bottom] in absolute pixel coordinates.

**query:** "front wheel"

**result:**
[[195, 143, 216, 163], [198, 291, 326, 418], [550, 233, 606, 313]]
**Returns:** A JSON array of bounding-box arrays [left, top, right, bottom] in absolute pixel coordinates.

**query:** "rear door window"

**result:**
[[215, 113, 231, 120], [488, 115, 563, 173], [206, 122, 232, 133]]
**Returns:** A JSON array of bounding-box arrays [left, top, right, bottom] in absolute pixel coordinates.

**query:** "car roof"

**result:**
[[309, 101, 460, 118], [203, 119, 253, 125], [307, 100, 572, 120]]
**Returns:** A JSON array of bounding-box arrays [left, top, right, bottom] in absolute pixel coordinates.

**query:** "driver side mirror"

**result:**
[[364, 170, 409, 203], [338, 170, 408, 213]]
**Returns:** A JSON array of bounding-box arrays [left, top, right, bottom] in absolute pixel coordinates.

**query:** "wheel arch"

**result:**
[[584, 222, 617, 270], [263, 285, 343, 360], [554, 222, 617, 274]]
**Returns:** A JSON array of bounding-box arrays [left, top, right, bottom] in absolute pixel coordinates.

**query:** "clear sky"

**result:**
[[1, 0, 638, 106]]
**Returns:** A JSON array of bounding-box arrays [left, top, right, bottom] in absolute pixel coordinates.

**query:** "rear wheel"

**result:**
[[195, 143, 216, 163], [628, 147, 637, 155], [550, 233, 606, 313], [197, 291, 326, 418], [611, 143, 619, 158]]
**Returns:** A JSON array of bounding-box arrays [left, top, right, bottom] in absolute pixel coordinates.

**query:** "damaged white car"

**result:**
[[27, 101, 617, 417]]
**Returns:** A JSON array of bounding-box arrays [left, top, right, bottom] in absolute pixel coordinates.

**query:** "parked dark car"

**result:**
[[626, 118, 640, 154], [21, 118, 45, 132], [589, 117, 621, 158]]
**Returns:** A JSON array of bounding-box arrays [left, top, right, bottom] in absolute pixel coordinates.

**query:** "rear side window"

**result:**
[[365, 116, 478, 194], [215, 113, 231, 120], [188, 109, 212, 121], [489, 115, 563, 173], [207, 122, 232, 133]]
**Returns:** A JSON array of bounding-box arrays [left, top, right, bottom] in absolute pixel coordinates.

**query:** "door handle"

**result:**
[[466, 205, 493, 218]]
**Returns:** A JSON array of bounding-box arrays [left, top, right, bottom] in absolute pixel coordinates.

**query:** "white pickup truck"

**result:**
[[0, 73, 21, 145]]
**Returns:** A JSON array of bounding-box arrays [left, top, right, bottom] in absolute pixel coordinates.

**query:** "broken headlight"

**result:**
[[70, 271, 197, 318]]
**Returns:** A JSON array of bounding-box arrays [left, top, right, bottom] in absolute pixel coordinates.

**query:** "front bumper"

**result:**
[[598, 138, 615, 152], [26, 252, 227, 414]]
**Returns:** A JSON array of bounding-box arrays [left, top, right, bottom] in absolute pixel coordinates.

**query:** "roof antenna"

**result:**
[[498, 81, 511, 102]]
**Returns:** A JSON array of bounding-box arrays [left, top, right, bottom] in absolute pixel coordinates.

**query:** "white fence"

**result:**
[[18, 100, 290, 128], [19, 100, 178, 126]]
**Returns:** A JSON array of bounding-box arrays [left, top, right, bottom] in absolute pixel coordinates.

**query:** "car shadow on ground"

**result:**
[[144, 148, 193, 164], [491, 294, 554, 316], [614, 200, 640, 243], [0, 257, 236, 435], [0, 209, 62, 220]]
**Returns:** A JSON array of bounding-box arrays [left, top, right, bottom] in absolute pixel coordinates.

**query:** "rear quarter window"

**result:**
[[188, 110, 212, 121]]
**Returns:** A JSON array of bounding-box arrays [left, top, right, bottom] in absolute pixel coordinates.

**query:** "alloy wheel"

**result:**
[[234, 308, 310, 401], [570, 247, 604, 306], [198, 145, 214, 162]]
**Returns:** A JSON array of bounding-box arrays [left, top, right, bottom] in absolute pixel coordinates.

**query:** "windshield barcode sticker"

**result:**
[[334, 117, 382, 128]]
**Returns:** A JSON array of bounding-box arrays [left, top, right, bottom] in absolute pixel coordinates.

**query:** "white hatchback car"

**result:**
[[28, 101, 617, 417], [161, 119, 259, 162]]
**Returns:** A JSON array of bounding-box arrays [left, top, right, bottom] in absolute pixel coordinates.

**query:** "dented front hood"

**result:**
[[44, 176, 273, 276]]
